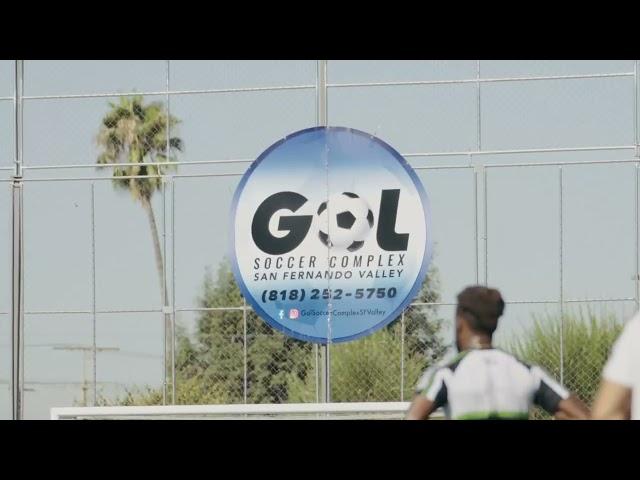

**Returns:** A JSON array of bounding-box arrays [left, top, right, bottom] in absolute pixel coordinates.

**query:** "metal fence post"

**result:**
[[163, 59, 175, 405], [476, 60, 483, 287], [634, 60, 638, 152], [400, 310, 405, 401], [314, 342, 319, 403], [473, 161, 481, 285], [162, 177, 169, 405], [559, 166, 564, 384], [11, 59, 24, 420], [11, 177, 23, 419], [243, 297, 248, 403], [317, 59, 331, 403], [170, 67, 177, 406], [483, 167, 489, 286], [476, 60, 482, 152], [635, 163, 639, 312], [91, 183, 97, 406], [634, 60, 640, 312], [171, 176, 177, 404]]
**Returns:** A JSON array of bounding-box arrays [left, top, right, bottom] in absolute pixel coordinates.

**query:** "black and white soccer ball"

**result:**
[[317, 192, 374, 252]]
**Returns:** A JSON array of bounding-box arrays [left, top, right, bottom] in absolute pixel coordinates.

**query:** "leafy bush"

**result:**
[[287, 319, 445, 403], [503, 309, 624, 418]]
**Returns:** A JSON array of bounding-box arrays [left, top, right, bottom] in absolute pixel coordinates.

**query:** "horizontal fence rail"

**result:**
[[14, 70, 636, 102], [15, 146, 638, 172], [50, 402, 425, 420]]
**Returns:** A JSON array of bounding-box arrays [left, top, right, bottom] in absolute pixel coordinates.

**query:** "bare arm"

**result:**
[[407, 367, 446, 420], [554, 394, 590, 420], [406, 394, 437, 420], [591, 380, 631, 420], [531, 366, 589, 420]]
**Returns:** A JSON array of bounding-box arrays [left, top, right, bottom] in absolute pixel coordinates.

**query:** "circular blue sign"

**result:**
[[230, 127, 432, 344]]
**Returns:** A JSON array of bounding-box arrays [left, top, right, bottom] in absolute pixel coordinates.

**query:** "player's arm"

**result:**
[[591, 318, 634, 420], [406, 395, 437, 420], [531, 366, 589, 420], [405, 367, 447, 420], [591, 380, 631, 420], [554, 394, 590, 420]]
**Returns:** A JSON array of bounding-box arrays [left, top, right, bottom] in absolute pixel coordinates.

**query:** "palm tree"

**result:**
[[96, 95, 183, 398]]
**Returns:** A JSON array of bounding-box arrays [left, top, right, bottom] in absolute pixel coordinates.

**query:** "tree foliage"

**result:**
[[96, 95, 183, 202], [104, 259, 447, 406]]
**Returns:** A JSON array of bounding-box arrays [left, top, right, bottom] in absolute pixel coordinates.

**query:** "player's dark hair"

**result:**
[[456, 286, 505, 336]]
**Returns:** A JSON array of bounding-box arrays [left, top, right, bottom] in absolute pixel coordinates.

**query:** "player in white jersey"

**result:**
[[592, 312, 640, 420], [406, 286, 589, 420]]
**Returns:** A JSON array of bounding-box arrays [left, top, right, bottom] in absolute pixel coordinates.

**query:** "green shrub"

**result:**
[[502, 308, 624, 418], [287, 320, 444, 403]]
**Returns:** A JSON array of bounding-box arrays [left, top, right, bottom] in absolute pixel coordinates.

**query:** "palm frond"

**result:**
[[96, 95, 183, 202]]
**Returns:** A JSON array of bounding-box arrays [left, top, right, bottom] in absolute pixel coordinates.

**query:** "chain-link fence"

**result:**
[[1, 60, 639, 419]]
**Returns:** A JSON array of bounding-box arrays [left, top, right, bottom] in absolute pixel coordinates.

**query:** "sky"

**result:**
[[0, 60, 638, 418]]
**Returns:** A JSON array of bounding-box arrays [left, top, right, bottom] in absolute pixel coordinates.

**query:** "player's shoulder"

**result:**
[[609, 311, 640, 353], [415, 353, 460, 389], [491, 347, 534, 370], [624, 311, 640, 332], [495, 349, 559, 383], [415, 363, 443, 392], [418, 358, 450, 380], [609, 311, 640, 348], [444, 349, 472, 372]]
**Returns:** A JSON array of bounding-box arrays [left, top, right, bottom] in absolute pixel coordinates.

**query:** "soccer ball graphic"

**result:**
[[317, 192, 375, 252]]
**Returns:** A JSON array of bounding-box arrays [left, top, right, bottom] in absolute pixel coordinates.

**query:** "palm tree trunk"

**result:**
[[141, 196, 172, 400]]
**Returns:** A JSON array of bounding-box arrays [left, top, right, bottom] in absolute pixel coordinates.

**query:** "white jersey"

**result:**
[[415, 348, 570, 420], [602, 312, 640, 420]]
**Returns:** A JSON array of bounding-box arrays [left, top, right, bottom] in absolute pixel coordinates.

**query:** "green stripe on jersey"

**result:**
[[448, 349, 469, 366], [455, 411, 529, 420]]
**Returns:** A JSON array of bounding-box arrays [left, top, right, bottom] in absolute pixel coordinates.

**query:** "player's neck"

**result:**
[[466, 335, 492, 350]]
